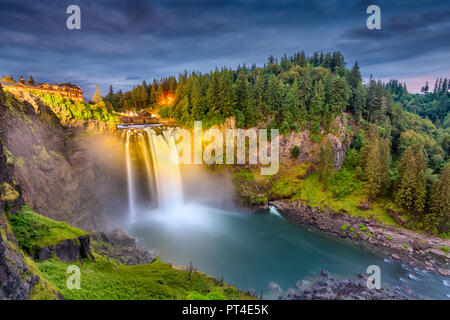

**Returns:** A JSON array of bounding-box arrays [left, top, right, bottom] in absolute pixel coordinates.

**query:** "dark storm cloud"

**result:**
[[0, 0, 448, 97]]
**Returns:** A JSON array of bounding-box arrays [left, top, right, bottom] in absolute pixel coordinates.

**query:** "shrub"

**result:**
[[441, 246, 449, 254], [329, 168, 356, 198], [291, 146, 300, 158]]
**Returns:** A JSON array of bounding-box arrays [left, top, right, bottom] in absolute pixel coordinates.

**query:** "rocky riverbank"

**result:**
[[271, 200, 450, 275], [280, 278, 410, 300]]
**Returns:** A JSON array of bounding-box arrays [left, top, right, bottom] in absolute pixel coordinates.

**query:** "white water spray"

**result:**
[[125, 130, 136, 222], [124, 128, 184, 219]]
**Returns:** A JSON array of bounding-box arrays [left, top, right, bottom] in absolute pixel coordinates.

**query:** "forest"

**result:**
[[104, 51, 449, 236]]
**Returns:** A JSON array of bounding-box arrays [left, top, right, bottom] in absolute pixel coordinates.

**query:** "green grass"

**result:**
[[8, 206, 86, 254], [298, 172, 402, 226], [37, 255, 254, 300], [269, 163, 309, 200], [441, 246, 449, 254], [6, 207, 254, 300]]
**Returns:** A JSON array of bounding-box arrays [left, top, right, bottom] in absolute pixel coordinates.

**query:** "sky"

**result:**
[[0, 0, 449, 99]]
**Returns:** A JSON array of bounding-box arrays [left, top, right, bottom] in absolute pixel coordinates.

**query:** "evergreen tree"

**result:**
[[328, 75, 349, 115], [309, 80, 326, 125], [319, 142, 335, 190], [156, 83, 164, 104], [28, 75, 35, 85], [190, 76, 204, 121], [425, 164, 449, 234], [218, 70, 235, 118], [297, 71, 312, 121], [140, 81, 148, 108], [92, 84, 104, 105], [395, 145, 427, 214]]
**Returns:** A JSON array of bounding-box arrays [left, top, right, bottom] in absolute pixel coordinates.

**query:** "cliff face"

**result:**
[[0, 89, 114, 230], [278, 116, 351, 168], [0, 100, 39, 298]]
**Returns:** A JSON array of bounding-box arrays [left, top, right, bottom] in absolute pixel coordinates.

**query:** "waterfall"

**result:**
[[146, 128, 184, 210], [124, 127, 184, 220], [125, 130, 136, 222], [138, 133, 158, 203]]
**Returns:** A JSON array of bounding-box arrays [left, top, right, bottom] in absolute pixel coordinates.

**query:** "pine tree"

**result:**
[[244, 82, 258, 127], [361, 125, 391, 200], [309, 80, 326, 124], [205, 71, 220, 119], [235, 73, 248, 112], [190, 76, 204, 121], [328, 75, 349, 115], [28, 75, 35, 85], [255, 74, 266, 115], [297, 71, 312, 121], [266, 75, 282, 114], [218, 70, 234, 118], [424, 164, 449, 234], [319, 142, 335, 190], [156, 83, 164, 104], [395, 145, 426, 214], [140, 82, 148, 108], [92, 84, 104, 105]]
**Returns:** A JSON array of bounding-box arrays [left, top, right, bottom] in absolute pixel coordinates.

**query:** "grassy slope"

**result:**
[[7, 207, 253, 300], [37, 256, 251, 300], [9, 206, 86, 254], [233, 162, 405, 228]]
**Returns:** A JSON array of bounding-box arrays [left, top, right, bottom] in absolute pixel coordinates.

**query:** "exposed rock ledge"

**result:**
[[34, 235, 94, 262], [270, 200, 450, 273], [91, 228, 156, 265]]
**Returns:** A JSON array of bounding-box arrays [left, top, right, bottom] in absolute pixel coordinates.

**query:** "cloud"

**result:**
[[0, 0, 448, 97]]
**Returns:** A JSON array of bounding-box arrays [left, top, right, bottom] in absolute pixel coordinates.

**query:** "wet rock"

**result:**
[[269, 281, 282, 291], [91, 228, 155, 265], [320, 269, 329, 277], [359, 273, 369, 280], [412, 239, 430, 251], [296, 279, 310, 289], [281, 278, 410, 300], [437, 268, 450, 276]]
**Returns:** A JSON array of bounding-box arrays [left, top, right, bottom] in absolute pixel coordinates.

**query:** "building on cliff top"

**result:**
[[0, 77, 83, 101]]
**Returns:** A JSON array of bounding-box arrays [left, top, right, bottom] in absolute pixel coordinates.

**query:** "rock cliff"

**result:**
[[0, 88, 121, 230]]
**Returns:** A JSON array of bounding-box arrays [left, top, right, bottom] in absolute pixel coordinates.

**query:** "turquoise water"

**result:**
[[128, 204, 449, 299]]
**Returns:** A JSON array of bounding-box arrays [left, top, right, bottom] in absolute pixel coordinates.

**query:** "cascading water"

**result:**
[[138, 132, 158, 203], [124, 130, 136, 222], [123, 127, 184, 219]]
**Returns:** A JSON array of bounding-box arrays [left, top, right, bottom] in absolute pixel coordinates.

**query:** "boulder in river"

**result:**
[[268, 281, 282, 291]]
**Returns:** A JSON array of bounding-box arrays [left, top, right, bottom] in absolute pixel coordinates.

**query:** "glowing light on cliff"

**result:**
[[159, 93, 174, 106]]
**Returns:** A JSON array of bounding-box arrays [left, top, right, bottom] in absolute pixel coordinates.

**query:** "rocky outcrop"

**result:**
[[0, 135, 38, 299], [0, 218, 39, 300], [271, 200, 450, 271], [278, 116, 351, 168], [0, 90, 114, 230], [34, 235, 94, 263], [91, 228, 156, 265]]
